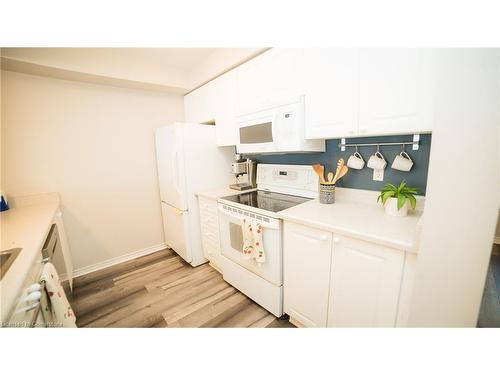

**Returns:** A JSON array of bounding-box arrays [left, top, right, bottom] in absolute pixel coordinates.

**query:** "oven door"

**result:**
[[218, 204, 282, 286]]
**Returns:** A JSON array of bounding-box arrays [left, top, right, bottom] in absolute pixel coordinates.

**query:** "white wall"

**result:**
[[1, 48, 193, 91], [1, 71, 185, 270], [409, 49, 500, 327]]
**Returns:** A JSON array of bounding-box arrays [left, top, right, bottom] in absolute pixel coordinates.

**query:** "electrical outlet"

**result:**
[[373, 168, 384, 181]]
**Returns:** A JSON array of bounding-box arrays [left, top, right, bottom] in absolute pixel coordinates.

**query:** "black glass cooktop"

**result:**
[[220, 190, 311, 213]]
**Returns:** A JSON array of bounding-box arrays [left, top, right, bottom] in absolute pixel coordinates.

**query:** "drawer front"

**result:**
[[198, 197, 222, 268], [200, 223, 220, 246], [200, 223, 219, 240], [202, 238, 219, 258], [198, 197, 218, 216], [200, 212, 218, 228]]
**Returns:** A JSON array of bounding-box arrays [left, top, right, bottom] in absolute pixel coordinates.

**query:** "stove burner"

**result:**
[[220, 190, 311, 213]]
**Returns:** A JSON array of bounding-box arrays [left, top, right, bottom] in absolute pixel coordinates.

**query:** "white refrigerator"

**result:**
[[155, 122, 235, 266]]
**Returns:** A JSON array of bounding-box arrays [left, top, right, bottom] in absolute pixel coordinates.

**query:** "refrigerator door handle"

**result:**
[[161, 201, 187, 215]]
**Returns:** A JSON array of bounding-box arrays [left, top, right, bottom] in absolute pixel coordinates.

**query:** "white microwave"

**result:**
[[235, 96, 325, 154]]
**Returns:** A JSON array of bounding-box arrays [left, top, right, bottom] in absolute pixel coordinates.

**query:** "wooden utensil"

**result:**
[[312, 164, 326, 183], [333, 165, 349, 184], [327, 172, 334, 183], [332, 159, 345, 183]]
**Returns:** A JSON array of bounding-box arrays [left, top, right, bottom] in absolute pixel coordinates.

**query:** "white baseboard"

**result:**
[[59, 243, 167, 281]]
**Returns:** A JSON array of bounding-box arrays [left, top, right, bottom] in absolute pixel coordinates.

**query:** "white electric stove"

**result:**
[[217, 164, 319, 317]]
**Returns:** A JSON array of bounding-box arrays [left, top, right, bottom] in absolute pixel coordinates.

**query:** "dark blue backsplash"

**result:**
[[245, 134, 432, 195]]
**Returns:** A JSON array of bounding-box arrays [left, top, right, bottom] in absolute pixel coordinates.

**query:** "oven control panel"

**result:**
[[256, 164, 318, 198]]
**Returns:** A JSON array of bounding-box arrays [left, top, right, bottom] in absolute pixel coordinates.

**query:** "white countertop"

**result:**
[[1, 194, 60, 322], [195, 186, 255, 200], [197, 186, 423, 252], [279, 199, 423, 252]]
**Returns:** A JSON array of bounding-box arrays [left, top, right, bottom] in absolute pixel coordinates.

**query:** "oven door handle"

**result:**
[[218, 207, 280, 230]]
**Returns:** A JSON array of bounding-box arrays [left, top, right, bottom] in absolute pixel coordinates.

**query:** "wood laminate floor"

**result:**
[[69, 249, 294, 328], [477, 253, 500, 328]]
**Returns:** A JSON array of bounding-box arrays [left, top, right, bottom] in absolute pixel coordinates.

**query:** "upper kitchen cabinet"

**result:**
[[184, 81, 215, 125], [358, 49, 437, 135], [304, 49, 359, 139], [211, 70, 238, 146], [303, 48, 437, 139], [235, 49, 306, 114], [184, 70, 238, 146]]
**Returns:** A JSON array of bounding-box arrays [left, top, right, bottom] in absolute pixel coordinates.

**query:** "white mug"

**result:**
[[367, 151, 387, 170], [391, 151, 413, 172], [347, 151, 365, 170]]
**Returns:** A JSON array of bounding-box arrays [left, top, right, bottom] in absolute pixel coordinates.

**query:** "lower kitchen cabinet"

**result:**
[[327, 235, 404, 327], [198, 196, 223, 272], [283, 221, 410, 328], [283, 222, 333, 327]]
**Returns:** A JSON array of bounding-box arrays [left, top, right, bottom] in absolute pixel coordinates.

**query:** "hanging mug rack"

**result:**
[[339, 134, 420, 151]]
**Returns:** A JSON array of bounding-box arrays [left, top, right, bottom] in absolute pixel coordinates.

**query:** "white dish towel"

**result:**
[[41, 262, 77, 328], [241, 218, 266, 264]]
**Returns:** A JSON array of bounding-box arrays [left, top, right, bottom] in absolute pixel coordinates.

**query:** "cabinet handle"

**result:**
[[333, 236, 341, 244], [293, 230, 330, 242]]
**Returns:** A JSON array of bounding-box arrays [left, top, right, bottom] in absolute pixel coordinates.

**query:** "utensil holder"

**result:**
[[319, 183, 335, 204]]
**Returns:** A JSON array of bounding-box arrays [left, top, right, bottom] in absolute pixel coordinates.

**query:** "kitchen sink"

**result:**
[[0, 248, 22, 280]]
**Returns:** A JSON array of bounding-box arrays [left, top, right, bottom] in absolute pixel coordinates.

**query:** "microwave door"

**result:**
[[237, 115, 275, 154]]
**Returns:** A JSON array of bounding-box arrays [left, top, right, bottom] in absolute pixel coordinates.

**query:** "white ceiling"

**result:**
[[0, 48, 265, 92], [114, 48, 218, 70], [2, 47, 216, 71]]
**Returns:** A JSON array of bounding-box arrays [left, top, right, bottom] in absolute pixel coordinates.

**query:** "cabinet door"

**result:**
[[283, 222, 332, 327], [183, 90, 198, 123], [328, 235, 404, 327], [235, 52, 270, 113], [236, 49, 305, 114], [304, 48, 359, 139], [184, 83, 216, 124], [184, 73, 238, 146], [267, 48, 305, 103], [212, 70, 238, 146], [358, 49, 436, 135]]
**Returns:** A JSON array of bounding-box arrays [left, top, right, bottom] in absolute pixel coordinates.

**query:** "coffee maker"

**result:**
[[230, 154, 257, 191]]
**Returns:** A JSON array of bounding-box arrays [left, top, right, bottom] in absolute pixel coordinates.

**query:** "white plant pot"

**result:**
[[384, 197, 408, 217]]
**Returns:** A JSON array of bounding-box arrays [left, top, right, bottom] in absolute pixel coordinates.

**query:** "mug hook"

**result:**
[[376, 144, 380, 153], [355, 145, 358, 153], [402, 143, 405, 152]]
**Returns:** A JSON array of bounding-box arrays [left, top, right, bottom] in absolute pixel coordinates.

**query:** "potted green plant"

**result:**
[[377, 181, 418, 217]]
